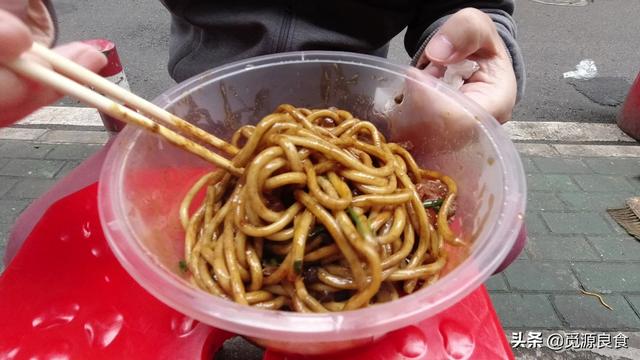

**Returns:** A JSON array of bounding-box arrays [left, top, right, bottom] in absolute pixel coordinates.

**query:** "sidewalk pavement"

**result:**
[[1, 107, 639, 359]]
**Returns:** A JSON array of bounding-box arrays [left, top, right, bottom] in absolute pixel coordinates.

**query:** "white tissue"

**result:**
[[442, 60, 480, 90], [563, 59, 598, 80]]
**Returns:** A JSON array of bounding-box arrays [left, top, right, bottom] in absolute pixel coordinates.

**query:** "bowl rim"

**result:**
[[98, 50, 526, 342]]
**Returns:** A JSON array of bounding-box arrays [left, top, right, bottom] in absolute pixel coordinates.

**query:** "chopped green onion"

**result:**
[[423, 198, 444, 209], [293, 260, 303, 275], [262, 256, 280, 267], [178, 260, 188, 273], [309, 225, 326, 238], [347, 207, 374, 242]]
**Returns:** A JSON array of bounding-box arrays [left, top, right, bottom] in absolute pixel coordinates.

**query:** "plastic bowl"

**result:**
[[98, 51, 526, 354]]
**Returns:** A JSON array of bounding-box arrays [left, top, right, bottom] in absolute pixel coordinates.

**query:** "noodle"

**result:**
[[180, 105, 459, 312]]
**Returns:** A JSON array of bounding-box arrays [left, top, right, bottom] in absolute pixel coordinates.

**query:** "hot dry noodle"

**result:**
[[179, 104, 459, 312]]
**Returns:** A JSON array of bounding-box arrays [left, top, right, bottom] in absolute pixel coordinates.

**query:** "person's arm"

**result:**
[[0, 0, 106, 126], [405, 2, 524, 123]]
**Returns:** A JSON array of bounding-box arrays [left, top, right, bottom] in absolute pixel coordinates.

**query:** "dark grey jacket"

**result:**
[[159, 0, 525, 99]]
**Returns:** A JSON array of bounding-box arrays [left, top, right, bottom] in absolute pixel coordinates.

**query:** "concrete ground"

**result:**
[[51, 0, 640, 124]]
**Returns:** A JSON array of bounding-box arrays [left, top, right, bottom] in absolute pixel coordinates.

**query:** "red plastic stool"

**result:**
[[618, 71, 640, 140], [0, 183, 514, 359], [83, 39, 129, 133]]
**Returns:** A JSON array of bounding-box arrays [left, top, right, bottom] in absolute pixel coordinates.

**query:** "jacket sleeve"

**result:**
[[404, 1, 525, 102]]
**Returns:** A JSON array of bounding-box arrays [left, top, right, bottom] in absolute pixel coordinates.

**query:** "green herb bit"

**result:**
[[178, 260, 188, 273], [293, 260, 303, 275], [423, 198, 444, 209], [347, 207, 374, 241], [309, 225, 326, 238], [262, 256, 280, 267]]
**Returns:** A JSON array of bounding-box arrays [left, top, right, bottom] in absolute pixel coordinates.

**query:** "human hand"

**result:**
[[0, 4, 106, 126], [417, 8, 517, 124]]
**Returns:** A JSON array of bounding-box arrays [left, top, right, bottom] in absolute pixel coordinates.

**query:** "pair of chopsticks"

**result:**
[[5, 43, 243, 176]]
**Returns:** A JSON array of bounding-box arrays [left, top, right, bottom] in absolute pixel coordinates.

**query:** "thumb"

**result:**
[[0, 9, 32, 62], [424, 8, 501, 65]]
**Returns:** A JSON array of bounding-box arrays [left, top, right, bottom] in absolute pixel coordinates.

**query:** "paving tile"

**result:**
[[553, 294, 640, 329], [0, 159, 65, 178], [527, 192, 565, 212], [557, 192, 634, 212], [554, 144, 640, 157], [0, 141, 54, 159], [573, 263, 640, 292], [3, 178, 56, 199], [485, 274, 509, 291], [490, 293, 561, 328], [46, 143, 103, 160], [627, 295, 640, 316], [55, 161, 81, 179], [526, 213, 549, 234], [0, 222, 9, 246], [0, 177, 19, 198], [527, 235, 599, 261], [627, 175, 640, 191], [587, 236, 640, 261], [526, 174, 580, 192], [0, 200, 28, 224], [572, 175, 635, 192], [0, 128, 47, 140], [532, 157, 591, 174], [516, 144, 558, 157], [542, 212, 612, 235], [0, 223, 8, 271], [505, 261, 580, 291], [506, 122, 634, 143], [520, 157, 538, 174], [585, 158, 640, 176], [18, 106, 102, 127], [517, 247, 529, 260], [38, 130, 109, 144]]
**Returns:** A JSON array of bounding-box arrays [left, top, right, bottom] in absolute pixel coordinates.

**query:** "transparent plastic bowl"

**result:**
[[98, 51, 526, 354]]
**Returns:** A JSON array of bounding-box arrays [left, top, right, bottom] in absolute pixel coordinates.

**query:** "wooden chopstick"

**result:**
[[5, 54, 243, 176], [30, 43, 239, 156]]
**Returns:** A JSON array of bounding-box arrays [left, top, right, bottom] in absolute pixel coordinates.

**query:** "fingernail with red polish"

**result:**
[[425, 34, 454, 62]]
